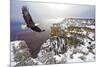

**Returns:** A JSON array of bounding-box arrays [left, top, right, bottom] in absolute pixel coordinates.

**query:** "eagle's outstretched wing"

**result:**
[[22, 6, 45, 32]]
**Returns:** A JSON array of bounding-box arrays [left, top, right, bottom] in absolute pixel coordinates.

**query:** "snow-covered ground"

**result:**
[[37, 37, 95, 64], [10, 41, 35, 66], [10, 18, 95, 66]]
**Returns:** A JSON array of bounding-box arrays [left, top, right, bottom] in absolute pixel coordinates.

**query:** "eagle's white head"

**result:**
[[21, 23, 39, 30]]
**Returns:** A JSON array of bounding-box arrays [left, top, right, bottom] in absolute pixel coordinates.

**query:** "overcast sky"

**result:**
[[11, 0, 95, 23]]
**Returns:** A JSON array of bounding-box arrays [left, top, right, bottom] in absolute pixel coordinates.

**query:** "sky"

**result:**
[[11, 0, 95, 23]]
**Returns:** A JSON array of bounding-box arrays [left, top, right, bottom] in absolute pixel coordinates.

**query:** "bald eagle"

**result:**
[[22, 6, 45, 32]]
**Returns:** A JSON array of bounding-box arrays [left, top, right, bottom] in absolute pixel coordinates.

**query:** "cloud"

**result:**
[[11, 0, 95, 22]]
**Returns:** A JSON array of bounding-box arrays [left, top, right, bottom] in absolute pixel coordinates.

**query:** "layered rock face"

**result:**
[[11, 18, 95, 66]]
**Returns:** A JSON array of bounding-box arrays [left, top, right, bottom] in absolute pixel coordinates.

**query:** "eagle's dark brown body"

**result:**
[[22, 6, 45, 32]]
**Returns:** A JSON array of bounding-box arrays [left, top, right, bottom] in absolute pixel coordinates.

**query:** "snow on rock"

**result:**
[[37, 36, 95, 64], [67, 53, 84, 63], [85, 52, 95, 62], [10, 40, 40, 66], [11, 18, 95, 66], [88, 32, 95, 40], [86, 25, 95, 29], [81, 46, 89, 54]]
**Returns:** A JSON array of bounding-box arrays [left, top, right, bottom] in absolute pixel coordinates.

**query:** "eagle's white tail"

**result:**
[[21, 24, 28, 30], [35, 23, 39, 26]]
